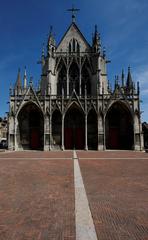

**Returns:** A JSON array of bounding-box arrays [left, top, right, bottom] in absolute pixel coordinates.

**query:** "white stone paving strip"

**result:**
[[73, 150, 98, 240]]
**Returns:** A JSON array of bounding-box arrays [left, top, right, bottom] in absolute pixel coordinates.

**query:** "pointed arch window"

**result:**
[[57, 65, 67, 96], [69, 39, 80, 54], [81, 66, 91, 96], [73, 39, 75, 52], [69, 42, 71, 54], [69, 62, 79, 95]]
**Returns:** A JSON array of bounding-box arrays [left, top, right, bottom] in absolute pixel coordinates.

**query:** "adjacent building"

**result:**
[[0, 117, 7, 142]]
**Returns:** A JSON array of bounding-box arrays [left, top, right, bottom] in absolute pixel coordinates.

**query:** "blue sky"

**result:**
[[0, 0, 148, 121]]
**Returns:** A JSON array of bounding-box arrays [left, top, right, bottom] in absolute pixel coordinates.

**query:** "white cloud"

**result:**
[[134, 66, 148, 95], [134, 66, 148, 121]]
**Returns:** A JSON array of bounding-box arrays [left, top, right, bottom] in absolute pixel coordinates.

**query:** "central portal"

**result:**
[[64, 106, 85, 149]]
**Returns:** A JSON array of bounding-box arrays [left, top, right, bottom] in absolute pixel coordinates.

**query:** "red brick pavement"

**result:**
[[0, 151, 72, 159], [0, 152, 75, 240], [77, 150, 148, 159], [78, 151, 148, 240], [0, 150, 148, 240]]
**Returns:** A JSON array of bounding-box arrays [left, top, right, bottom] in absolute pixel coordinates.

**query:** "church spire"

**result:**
[[14, 68, 22, 90], [121, 69, 125, 87], [23, 66, 27, 89], [126, 66, 133, 90], [47, 26, 55, 45], [47, 26, 56, 56], [92, 25, 101, 53]]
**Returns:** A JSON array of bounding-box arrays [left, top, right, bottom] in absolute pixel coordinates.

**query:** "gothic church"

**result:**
[[8, 10, 143, 151]]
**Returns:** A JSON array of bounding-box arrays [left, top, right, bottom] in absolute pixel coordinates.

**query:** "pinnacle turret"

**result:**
[[47, 26, 56, 46], [126, 66, 133, 90], [121, 69, 125, 87], [47, 26, 56, 56], [23, 66, 27, 89], [92, 25, 101, 53], [14, 68, 22, 90]]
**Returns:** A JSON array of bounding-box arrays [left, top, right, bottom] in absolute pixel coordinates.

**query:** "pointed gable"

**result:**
[[57, 23, 91, 52]]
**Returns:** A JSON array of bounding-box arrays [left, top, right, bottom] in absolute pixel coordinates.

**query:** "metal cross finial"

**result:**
[[67, 5, 80, 23]]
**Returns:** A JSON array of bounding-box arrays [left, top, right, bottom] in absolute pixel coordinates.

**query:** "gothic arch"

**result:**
[[52, 110, 62, 148], [64, 103, 85, 149], [55, 57, 67, 73], [81, 65, 91, 95], [65, 100, 84, 115], [87, 109, 98, 149], [81, 56, 93, 74], [57, 64, 67, 96], [69, 62, 80, 95], [105, 101, 134, 150], [17, 102, 44, 150], [69, 38, 80, 54], [105, 100, 133, 118]]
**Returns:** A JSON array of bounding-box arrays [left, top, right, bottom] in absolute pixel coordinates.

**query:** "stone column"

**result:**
[[61, 114, 65, 150], [79, 59, 82, 96], [13, 117, 17, 151], [97, 114, 104, 151], [67, 68, 69, 96], [44, 114, 50, 151], [103, 115, 106, 150], [85, 114, 88, 150], [49, 114, 52, 150]]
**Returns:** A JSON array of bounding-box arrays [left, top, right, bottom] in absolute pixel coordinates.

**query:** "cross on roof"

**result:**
[[67, 6, 80, 23]]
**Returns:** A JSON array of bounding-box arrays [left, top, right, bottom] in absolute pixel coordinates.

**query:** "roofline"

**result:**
[[57, 22, 91, 49]]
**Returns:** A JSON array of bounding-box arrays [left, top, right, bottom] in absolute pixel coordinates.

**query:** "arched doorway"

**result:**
[[52, 110, 62, 148], [18, 103, 44, 150], [105, 102, 134, 150], [87, 109, 98, 150], [64, 105, 85, 149]]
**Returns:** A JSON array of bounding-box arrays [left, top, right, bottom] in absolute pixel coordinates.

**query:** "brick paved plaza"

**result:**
[[0, 150, 148, 240]]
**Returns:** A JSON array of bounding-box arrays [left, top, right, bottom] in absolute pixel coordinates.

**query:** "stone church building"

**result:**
[[8, 11, 143, 151]]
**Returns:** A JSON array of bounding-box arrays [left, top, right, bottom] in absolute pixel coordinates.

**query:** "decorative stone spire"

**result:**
[[24, 66, 27, 89], [29, 76, 33, 87], [48, 26, 56, 46], [9, 84, 12, 95], [121, 69, 125, 87], [47, 26, 56, 56], [42, 43, 45, 57], [92, 25, 101, 53], [14, 68, 22, 90], [114, 75, 119, 88], [126, 66, 133, 89], [103, 47, 106, 58], [137, 81, 140, 95]]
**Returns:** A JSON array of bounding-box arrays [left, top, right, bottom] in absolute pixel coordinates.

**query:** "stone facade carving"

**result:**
[[8, 19, 143, 151]]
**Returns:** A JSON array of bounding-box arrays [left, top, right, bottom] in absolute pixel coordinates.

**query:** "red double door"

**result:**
[[108, 128, 120, 149], [30, 129, 40, 150], [64, 127, 85, 149]]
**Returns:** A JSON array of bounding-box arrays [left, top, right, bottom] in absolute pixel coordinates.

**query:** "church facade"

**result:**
[[8, 15, 144, 151]]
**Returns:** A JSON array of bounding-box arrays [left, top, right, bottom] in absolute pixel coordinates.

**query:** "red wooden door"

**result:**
[[31, 129, 40, 149], [64, 128, 73, 149], [76, 128, 84, 149], [109, 128, 119, 149]]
